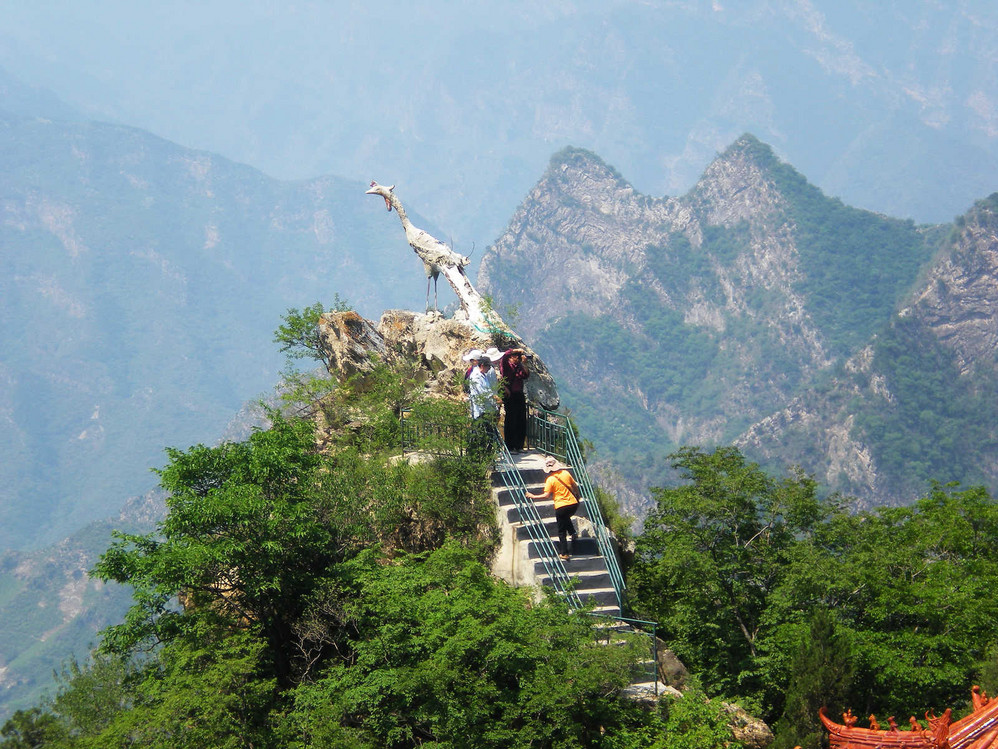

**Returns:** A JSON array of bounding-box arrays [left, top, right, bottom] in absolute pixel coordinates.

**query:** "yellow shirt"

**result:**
[[544, 470, 579, 509]]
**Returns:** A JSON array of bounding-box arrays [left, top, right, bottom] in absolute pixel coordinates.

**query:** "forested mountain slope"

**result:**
[[0, 108, 433, 550], [479, 136, 973, 511], [741, 195, 998, 504], [0, 496, 154, 717]]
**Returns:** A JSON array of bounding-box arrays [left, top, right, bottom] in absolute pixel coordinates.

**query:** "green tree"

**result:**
[[48, 655, 135, 742], [283, 544, 645, 749], [629, 446, 824, 698], [84, 631, 277, 749], [273, 296, 357, 419], [603, 681, 741, 749], [631, 449, 998, 724], [0, 708, 68, 749], [769, 609, 854, 749], [92, 414, 344, 683], [801, 483, 998, 715], [273, 302, 331, 369], [18, 320, 677, 747]]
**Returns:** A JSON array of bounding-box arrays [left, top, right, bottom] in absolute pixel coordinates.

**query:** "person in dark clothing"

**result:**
[[498, 347, 529, 452]]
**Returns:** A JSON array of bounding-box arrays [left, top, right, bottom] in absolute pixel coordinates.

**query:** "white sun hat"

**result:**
[[543, 455, 566, 473]]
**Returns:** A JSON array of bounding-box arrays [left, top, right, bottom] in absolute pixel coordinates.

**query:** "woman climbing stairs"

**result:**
[[493, 451, 621, 617]]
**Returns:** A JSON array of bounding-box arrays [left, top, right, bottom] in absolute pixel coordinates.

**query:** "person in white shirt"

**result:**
[[467, 349, 503, 454]]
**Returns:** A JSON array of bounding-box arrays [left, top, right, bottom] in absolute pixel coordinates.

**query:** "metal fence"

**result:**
[[493, 440, 584, 610], [588, 613, 661, 696], [400, 406, 661, 694], [527, 408, 627, 611], [400, 408, 466, 457]]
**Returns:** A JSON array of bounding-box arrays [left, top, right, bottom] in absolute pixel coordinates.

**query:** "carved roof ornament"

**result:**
[[365, 181, 508, 338], [818, 686, 998, 748]]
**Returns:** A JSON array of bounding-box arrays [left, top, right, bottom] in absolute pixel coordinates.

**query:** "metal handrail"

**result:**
[[586, 613, 660, 696], [400, 408, 465, 457], [527, 408, 626, 611], [400, 408, 660, 694], [399, 410, 582, 609], [492, 440, 583, 610]]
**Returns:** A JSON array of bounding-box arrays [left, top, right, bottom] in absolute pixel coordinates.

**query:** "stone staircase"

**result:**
[[490, 450, 665, 697], [493, 451, 621, 617]]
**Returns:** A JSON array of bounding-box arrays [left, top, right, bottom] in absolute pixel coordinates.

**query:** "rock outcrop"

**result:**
[[722, 701, 775, 749], [906, 197, 998, 377], [318, 304, 776, 745], [318, 309, 560, 411]]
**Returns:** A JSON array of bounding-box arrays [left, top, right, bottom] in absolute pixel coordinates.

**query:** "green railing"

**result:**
[[493, 440, 584, 610], [587, 614, 660, 696], [400, 409, 581, 607], [400, 408, 660, 695], [400, 408, 466, 457], [527, 408, 626, 611]]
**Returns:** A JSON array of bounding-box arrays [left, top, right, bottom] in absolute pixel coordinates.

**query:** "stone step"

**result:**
[[532, 554, 607, 573], [549, 585, 620, 609], [584, 603, 622, 618], [490, 467, 548, 488], [496, 497, 560, 522], [538, 568, 612, 590], [488, 453, 627, 624], [515, 523, 598, 548], [501, 501, 592, 526], [493, 485, 550, 506], [514, 467, 549, 485], [550, 590, 621, 615], [547, 587, 621, 616], [572, 586, 621, 608], [525, 537, 601, 558]]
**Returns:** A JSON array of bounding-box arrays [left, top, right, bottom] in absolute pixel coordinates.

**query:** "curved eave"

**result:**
[[819, 707, 935, 748]]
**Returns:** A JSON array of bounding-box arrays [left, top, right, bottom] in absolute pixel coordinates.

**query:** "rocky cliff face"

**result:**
[[317, 309, 560, 412], [741, 197, 998, 508], [483, 140, 830, 369], [479, 136, 989, 512], [481, 140, 841, 435], [909, 199, 998, 377], [481, 150, 690, 338]]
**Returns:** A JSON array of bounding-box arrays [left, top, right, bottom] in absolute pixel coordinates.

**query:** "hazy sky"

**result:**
[[2, 1, 997, 240]]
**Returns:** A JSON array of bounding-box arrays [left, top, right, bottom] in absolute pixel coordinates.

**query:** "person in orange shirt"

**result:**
[[526, 455, 580, 560]]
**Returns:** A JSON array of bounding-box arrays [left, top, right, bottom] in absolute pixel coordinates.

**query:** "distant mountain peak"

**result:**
[[541, 145, 636, 198], [481, 134, 956, 513], [0, 65, 82, 122]]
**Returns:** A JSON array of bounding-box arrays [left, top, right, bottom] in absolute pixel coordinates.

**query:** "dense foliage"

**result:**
[[629, 446, 998, 748], [856, 317, 998, 493], [16, 297, 998, 747], [2, 339, 726, 748], [740, 135, 938, 356]]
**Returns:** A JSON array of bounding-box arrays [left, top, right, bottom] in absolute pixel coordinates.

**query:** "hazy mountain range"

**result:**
[[480, 138, 998, 513], [2, 1, 997, 247], [0, 104, 445, 551], [3, 0, 998, 720]]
